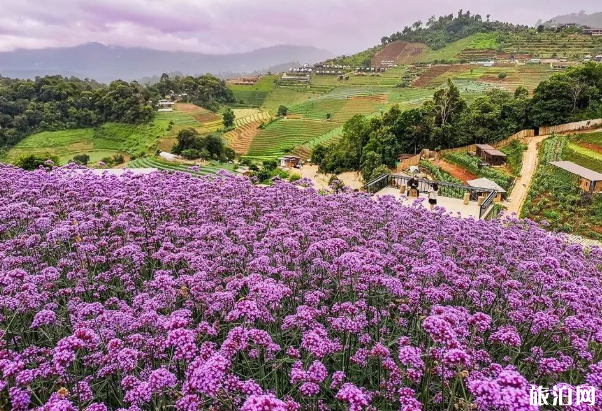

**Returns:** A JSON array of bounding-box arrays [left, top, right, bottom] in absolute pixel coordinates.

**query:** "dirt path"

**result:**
[[505, 135, 549, 215]]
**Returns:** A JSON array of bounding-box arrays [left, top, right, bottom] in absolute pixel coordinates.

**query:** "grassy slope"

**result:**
[[4, 110, 205, 166]]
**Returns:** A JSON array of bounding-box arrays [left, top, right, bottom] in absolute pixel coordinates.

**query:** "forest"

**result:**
[[315, 63, 602, 179], [380, 10, 529, 50], [0, 73, 234, 154]]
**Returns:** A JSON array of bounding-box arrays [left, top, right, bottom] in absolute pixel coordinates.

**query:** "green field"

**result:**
[[247, 119, 337, 157], [3, 110, 205, 165], [564, 142, 602, 174], [127, 157, 234, 175], [498, 31, 602, 58]]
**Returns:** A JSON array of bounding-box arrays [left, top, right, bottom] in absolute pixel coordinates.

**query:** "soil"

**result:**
[[577, 142, 602, 155], [438, 159, 477, 183]]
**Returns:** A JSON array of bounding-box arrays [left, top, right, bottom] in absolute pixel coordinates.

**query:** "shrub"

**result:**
[[14, 153, 59, 170]]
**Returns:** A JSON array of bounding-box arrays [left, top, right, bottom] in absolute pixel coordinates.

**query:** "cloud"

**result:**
[[0, 0, 600, 54]]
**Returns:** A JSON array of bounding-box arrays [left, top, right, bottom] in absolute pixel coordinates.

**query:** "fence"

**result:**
[[492, 129, 535, 148], [438, 145, 477, 157], [364, 174, 497, 219], [539, 118, 602, 136]]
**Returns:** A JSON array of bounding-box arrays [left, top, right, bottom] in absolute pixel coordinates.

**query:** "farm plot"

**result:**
[[231, 90, 270, 107], [413, 64, 473, 88], [498, 32, 602, 59], [127, 157, 228, 175], [288, 99, 347, 120], [223, 121, 264, 155], [246, 119, 337, 158], [4, 122, 168, 165], [563, 142, 602, 174]]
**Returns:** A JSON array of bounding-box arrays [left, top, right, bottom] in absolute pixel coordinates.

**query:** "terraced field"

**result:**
[[498, 32, 602, 58], [247, 119, 337, 158], [223, 121, 264, 155], [127, 157, 231, 175], [233, 110, 271, 127], [372, 41, 428, 66]]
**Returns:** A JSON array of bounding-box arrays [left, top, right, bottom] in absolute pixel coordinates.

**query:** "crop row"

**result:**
[[127, 157, 224, 175]]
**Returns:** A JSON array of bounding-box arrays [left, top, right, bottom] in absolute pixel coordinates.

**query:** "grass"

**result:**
[[262, 88, 315, 113], [563, 143, 602, 174], [4, 129, 126, 165], [229, 76, 278, 108], [127, 157, 235, 175]]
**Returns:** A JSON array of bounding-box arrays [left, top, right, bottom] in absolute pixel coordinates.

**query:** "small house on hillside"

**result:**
[[467, 178, 506, 202], [475, 144, 507, 166], [582, 28, 602, 36], [551, 161, 602, 193], [280, 155, 301, 168]]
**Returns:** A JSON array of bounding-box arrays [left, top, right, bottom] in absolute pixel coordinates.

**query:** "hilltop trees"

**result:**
[[147, 73, 235, 112], [380, 11, 528, 49]]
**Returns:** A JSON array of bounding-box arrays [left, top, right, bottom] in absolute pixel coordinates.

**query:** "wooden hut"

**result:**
[[475, 144, 507, 166], [551, 161, 602, 193]]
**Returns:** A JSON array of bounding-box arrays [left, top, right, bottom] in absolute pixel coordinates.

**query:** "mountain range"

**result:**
[[542, 11, 602, 28], [0, 43, 333, 83]]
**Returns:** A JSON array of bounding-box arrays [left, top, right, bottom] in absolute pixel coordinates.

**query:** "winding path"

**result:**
[[505, 135, 549, 215]]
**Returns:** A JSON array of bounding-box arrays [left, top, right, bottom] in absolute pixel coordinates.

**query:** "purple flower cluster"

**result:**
[[0, 165, 602, 410]]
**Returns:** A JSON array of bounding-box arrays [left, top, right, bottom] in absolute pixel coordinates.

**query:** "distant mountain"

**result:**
[[0, 43, 333, 83], [542, 11, 602, 28]]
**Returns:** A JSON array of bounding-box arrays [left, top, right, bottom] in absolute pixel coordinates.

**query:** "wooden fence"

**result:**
[[539, 118, 602, 136], [492, 129, 535, 148]]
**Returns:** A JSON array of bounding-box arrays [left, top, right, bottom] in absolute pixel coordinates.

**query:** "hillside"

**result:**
[[0, 43, 333, 83]]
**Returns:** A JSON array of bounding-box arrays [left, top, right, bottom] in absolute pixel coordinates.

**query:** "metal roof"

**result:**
[[467, 178, 507, 193], [475, 144, 495, 150], [482, 148, 507, 157], [551, 161, 602, 181]]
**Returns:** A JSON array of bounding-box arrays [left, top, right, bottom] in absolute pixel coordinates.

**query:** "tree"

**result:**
[[14, 154, 59, 171], [205, 134, 224, 158], [432, 79, 466, 126], [263, 159, 278, 171], [72, 154, 90, 165], [277, 105, 289, 117], [360, 151, 382, 182], [498, 72, 508, 79], [311, 144, 328, 166], [223, 108, 235, 128], [326, 113, 332, 121]]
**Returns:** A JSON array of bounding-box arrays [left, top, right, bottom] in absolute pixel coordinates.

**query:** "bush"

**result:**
[[289, 173, 301, 182], [14, 153, 59, 170], [498, 72, 507, 79], [71, 154, 90, 165]]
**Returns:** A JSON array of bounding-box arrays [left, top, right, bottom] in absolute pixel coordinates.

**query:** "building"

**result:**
[[476, 61, 495, 67], [279, 155, 301, 168], [475, 144, 507, 166], [551, 161, 602, 193], [157, 99, 175, 112], [467, 178, 506, 201], [582, 28, 602, 36]]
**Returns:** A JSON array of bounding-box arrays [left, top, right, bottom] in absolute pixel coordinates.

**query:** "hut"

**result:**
[[475, 144, 507, 166], [467, 178, 506, 202], [551, 161, 602, 193], [279, 155, 301, 168]]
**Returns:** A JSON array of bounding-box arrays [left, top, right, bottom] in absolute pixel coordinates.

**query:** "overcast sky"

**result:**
[[0, 0, 600, 55]]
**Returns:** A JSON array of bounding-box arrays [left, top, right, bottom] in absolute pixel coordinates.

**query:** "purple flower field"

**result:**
[[1, 166, 601, 411]]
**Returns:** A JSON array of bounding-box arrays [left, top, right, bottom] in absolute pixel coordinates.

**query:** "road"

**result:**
[[505, 135, 549, 215]]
